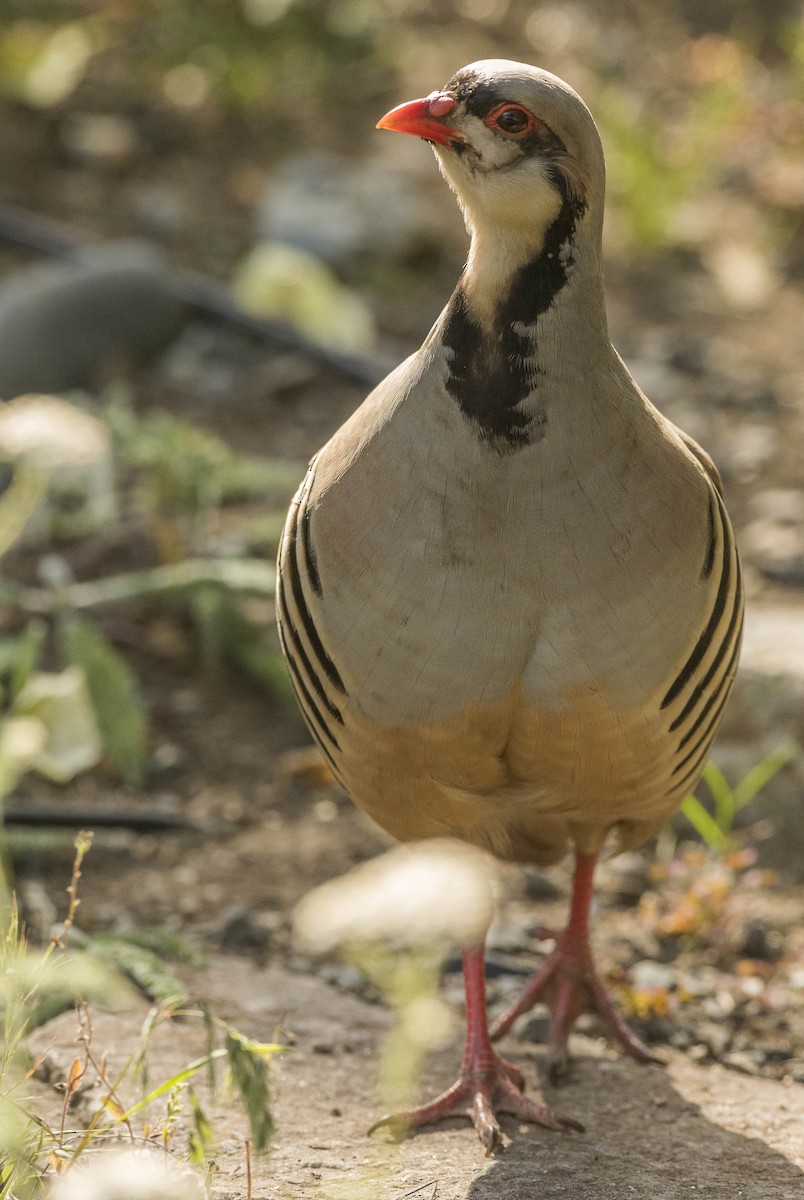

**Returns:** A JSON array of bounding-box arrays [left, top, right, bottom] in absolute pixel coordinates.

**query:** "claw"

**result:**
[[492, 852, 666, 1076], [367, 1048, 582, 1152], [367, 944, 583, 1151]]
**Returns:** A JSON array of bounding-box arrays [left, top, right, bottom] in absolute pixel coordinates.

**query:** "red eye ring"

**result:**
[[483, 102, 541, 139]]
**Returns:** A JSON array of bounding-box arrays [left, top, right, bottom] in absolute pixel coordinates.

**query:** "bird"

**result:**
[[276, 59, 743, 1153]]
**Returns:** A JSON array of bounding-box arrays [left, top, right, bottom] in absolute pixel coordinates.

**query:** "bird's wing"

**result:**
[[673, 425, 724, 496]]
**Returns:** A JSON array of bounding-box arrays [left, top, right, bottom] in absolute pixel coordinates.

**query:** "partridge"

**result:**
[[277, 60, 743, 1152]]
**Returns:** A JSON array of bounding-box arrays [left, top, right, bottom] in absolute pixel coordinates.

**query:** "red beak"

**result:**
[[376, 95, 461, 147]]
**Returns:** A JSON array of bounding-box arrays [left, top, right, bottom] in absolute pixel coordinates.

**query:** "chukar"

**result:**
[[277, 60, 743, 1151]]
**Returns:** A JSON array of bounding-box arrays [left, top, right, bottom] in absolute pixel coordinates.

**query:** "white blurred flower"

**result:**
[[0, 715, 46, 766], [0, 393, 115, 546], [294, 839, 495, 953], [0, 393, 109, 473], [13, 667, 103, 783], [47, 1148, 206, 1200]]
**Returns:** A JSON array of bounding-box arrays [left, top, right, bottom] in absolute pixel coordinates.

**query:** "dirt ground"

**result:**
[[28, 956, 804, 1199], [2, 6, 804, 1196]]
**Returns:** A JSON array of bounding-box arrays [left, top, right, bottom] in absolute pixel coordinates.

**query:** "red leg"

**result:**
[[368, 944, 583, 1154], [491, 852, 663, 1082]]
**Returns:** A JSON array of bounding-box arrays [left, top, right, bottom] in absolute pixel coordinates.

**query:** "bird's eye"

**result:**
[[497, 108, 528, 132], [484, 102, 539, 139]]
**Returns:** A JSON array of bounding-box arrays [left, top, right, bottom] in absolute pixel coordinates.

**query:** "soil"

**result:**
[[2, 5, 804, 1195], [26, 957, 804, 1198]]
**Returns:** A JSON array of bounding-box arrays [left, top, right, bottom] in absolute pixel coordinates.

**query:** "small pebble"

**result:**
[[723, 1050, 763, 1076], [318, 963, 367, 994], [740, 920, 782, 962], [521, 867, 562, 900], [516, 1014, 551, 1044], [218, 904, 278, 951]]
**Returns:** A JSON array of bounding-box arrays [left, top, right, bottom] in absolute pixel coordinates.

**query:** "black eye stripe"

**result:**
[[451, 73, 501, 115]]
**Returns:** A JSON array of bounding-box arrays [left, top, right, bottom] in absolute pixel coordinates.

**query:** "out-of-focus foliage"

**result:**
[[0, 388, 299, 796], [0, 0, 801, 265], [232, 240, 376, 351], [682, 743, 798, 851], [0, 0, 390, 118], [0, 0, 802, 263], [0, 836, 282, 1197]]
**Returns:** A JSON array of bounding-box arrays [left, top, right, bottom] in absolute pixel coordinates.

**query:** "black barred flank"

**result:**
[[662, 493, 733, 710], [666, 734, 718, 798], [669, 557, 743, 735], [675, 632, 742, 753], [666, 655, 740, 799], [276, 622, 341, 755], [276, 574, 343, 724], [700, 491, 717, 582], [676, 667, 739, 777], [301, 506, 322, 596], [285, 503, 346, 695]]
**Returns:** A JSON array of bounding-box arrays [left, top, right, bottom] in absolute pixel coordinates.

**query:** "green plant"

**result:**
[[681, 742, 798, 850], [597, 71, 747, 252], [0, 389, 303, 795], [0, 833, 118, 1199], [0, 833, 284, 1197]]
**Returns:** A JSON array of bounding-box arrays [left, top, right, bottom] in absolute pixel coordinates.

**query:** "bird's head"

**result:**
[[377, 60, 604, 248]]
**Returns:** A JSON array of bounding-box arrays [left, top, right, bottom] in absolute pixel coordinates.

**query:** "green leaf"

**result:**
[[189, 586, 296, 706], [0, 461, 48, 559], [701, 761, 735, 837], [187, 1087, 214, 1168], [224, 1026, 276, 1152], [106, 926, 206, 967], [89, 936, 188, 1007], [730, 741, 798, 812], [61, 616, 147, 786], [119, 1050, 227, 1122], [8, 620, 46, 701], [200, 1000, 217, 1095], [225, 621, 296, 705], [681, 793, 729, 850]]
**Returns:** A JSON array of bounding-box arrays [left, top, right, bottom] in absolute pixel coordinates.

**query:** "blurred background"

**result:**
[[0, 0, 803, 1096]]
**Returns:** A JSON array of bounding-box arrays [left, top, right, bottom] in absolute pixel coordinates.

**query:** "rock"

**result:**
[[723, 1050, 764, 1076], [486, 921, 534, 955], [704, 242, 778, 310], [318, 962, 369, 995], [442, 950, 531, 979], [516, 1014, 551, 1043], [521, 866, 563, 900], [0, 392, 114, 537], [59, 112, 140, 170], [597, 851, 651, 905], [630, 960, 675, 991], [218, 904, 281, 951], [0, 243, 186, 399], [18, 879, 57, 944], [741, 489, 804, 584], [740, 920, 783, 963], [738, 606, 804, 682], [129, 184, 189, 236], [256, 151, 432, 264]]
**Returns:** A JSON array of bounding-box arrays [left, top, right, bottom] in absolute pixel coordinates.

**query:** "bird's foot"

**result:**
[[491, 926, 664, 1083], [368, 1049, 583, 1155]]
